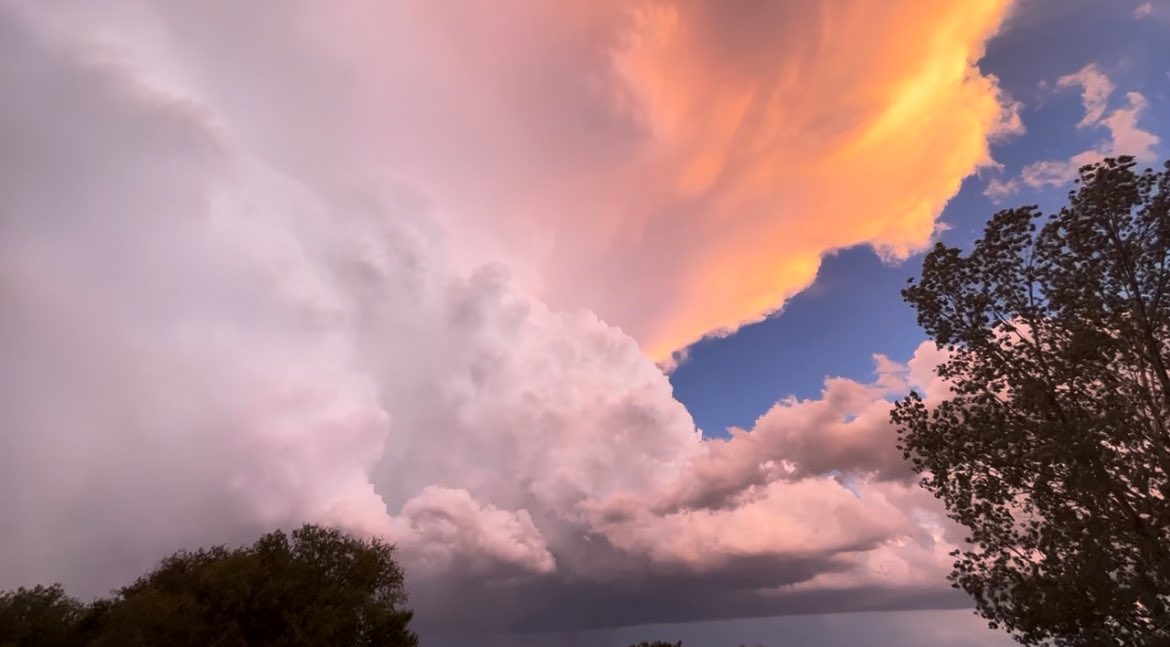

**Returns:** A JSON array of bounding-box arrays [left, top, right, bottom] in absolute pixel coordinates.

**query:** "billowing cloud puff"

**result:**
[[383, 487, 557, 577], [1, 0, 994, 634], [579, 348, 957, 577]]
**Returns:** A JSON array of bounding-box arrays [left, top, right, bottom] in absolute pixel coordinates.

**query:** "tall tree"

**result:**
[[893, 157, 1170, 645]]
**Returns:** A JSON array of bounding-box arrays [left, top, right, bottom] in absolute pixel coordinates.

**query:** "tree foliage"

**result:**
[[0, 525, 417, 647], [893, 157, 1170, 645], [0, 585, 90, 647]]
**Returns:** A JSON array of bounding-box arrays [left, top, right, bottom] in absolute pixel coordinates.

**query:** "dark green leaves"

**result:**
[[0, 585, 90, 647], [0, 525, 417, 647]]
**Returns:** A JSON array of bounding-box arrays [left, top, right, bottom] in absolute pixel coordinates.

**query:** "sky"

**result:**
[[0, 1, 1165, 645]]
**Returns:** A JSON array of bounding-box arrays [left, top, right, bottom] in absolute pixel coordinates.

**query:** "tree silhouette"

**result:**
[[894, 157, 1170, 645], [1, 525, 417, 647]]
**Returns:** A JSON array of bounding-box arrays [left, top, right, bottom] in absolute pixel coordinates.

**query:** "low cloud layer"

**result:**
[[2, 1, 1002, 633]]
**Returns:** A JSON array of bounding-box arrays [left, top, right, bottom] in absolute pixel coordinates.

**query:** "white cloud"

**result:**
[[1134, 2, 1154, 19]]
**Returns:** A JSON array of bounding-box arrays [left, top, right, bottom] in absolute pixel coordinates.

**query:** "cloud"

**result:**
[[985, 63, 1160, 199], [1058, 64, 1115, 129], [627, 356, 918, 518], [382, 487, 557, 578], [1055, 65, 1159, 164], [1134, 2, 1154, 19], [983, 176, 1022, 202], [1020, 90, 1159, 189], [576, 348, 959, 583], [580, 0, 1021, 357], [0, 2, 698, 607], [0, 0, 983, 634], [69, 0, 1020, 360]]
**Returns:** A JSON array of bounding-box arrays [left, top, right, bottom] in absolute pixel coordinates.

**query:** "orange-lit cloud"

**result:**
[[75, 0, 1019, 361], [597, 0, 1020, 358], [77, 1, 1019, 362], [295, 0, 1021, 360], [32, 1, 1019, 362]]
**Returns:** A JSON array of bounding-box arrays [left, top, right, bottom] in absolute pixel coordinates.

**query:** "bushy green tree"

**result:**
[[893, 157, 1170, 645], [1, 525, 417, 647], [0, 585, 89, 647]]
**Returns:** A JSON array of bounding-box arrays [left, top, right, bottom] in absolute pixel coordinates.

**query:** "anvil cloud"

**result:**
[[1, 0, 1015, 633]]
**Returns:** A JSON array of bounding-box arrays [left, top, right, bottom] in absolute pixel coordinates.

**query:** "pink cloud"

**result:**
[[47, 0, 1022, 359], [576, 344, 960, 596], [386, 487, 557, 577], [1058, 64, 1115, 128], [0, 1, 984, 631], [1019, 66, 1159, 191]]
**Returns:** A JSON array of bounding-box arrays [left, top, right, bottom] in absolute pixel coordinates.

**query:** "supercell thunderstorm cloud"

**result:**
[[0, 0, 1026, 635]]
